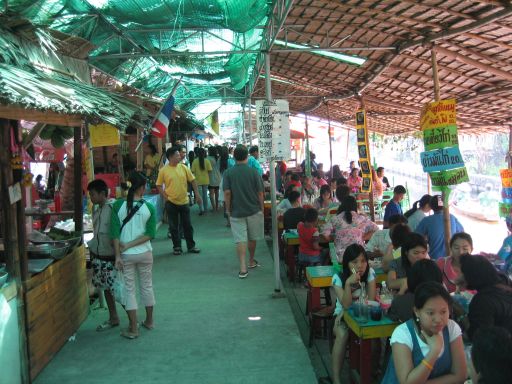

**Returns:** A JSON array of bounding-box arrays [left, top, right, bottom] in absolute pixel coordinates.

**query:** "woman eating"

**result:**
[[331, 244, 376, 384], [382, 281, 467, 383], [387, 233, 429, 294]]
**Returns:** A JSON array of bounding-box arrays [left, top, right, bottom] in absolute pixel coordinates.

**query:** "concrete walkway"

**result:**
[[34, 207, 317, 384]]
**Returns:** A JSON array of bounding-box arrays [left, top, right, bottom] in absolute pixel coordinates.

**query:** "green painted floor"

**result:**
[[34, 208, 318, 384]]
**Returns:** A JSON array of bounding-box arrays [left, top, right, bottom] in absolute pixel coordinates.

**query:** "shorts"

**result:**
[[91, 257, 116, 291], [298, 252, 325, 264], [230, 211, 264, 243]]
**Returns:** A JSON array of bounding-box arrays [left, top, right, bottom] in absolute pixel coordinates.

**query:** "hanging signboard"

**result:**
[[355, 109, 372, 192], [500, 169, 512, 218], [420, 147, 465, 173], [499, 202, 512, 218], [256, 100, 277, 162], [420, 99, 467, 189], [423, 125, 459, 151], [429, 167, 469, 187], [420, 99, 457, 130], [89, 123, 120, 147]]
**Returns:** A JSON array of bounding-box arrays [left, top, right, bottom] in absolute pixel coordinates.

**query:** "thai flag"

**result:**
[[151, 95, 175, 138]]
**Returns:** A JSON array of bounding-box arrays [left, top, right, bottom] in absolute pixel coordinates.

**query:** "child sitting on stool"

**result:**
[[297, 208, 327, 266]]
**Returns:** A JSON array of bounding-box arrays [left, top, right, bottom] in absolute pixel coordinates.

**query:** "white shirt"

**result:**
[[390, 319, 461, 358], [366, 229, 391, 254], [407, 210, 427, 232], [332, 268, 376, 316]]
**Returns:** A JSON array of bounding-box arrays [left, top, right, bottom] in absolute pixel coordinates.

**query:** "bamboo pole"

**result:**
[[304, 114, 311, 177], [0, 119, 30, 383], [74, 123, 83, 233], [326, 102, 333, 180], [431, 47, 451, 256]]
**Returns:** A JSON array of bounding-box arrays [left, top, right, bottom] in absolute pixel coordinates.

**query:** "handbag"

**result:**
[[112, 269, 127, 306]]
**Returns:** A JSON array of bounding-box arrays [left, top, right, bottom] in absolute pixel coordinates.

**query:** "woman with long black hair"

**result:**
[[111, 171, 157, 339], [404, 194, 432, 231], [191, 147, 212, 215]]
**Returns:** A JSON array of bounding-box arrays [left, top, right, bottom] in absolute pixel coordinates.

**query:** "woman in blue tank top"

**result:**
[[381, 282, 467, 383]]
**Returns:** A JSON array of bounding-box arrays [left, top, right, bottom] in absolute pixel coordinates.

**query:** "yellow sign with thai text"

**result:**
[[89, 124, 120, 147], [420, 99, 456, 130]]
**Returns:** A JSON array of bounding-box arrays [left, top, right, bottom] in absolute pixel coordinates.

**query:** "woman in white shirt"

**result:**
[[404, 194, 432, 231], [111, 172, 157, 339], [382, 281, 467, 383]]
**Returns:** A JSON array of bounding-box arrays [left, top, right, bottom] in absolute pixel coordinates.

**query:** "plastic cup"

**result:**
[[370, 305, 383, 321], [359, 304, 369, 323]]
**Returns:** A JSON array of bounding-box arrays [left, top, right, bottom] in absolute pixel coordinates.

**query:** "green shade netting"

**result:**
[[1, 0, 269, 107]]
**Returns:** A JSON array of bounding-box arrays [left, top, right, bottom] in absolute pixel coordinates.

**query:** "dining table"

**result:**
[[344, 308, 399, 384]]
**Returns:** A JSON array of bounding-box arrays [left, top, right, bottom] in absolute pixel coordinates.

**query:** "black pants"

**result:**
[[166, 201, 195, 250]]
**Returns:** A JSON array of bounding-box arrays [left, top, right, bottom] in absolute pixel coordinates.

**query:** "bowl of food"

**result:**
[[27, 243, 69, 260]]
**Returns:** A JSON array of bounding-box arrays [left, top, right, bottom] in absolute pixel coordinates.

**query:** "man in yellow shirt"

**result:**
[[156, 147, 202, 255]]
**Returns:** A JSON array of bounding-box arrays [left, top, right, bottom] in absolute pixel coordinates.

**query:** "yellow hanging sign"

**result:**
[[89, 124, 120, 147], [420, 99, 456, 130]]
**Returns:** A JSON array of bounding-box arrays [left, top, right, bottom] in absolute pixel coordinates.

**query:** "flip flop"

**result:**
[[120, 329, 139, 339], [140, 321, 154, 330], [248, 260, 260, 269], [96, 320, 120, 332]]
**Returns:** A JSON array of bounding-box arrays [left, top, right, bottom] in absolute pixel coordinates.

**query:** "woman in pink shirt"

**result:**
[[436, 232, 473, 293], [347, 168, 362, 193]]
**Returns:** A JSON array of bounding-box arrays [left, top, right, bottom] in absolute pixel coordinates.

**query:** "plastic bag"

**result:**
[[112, 270, 127, 306]]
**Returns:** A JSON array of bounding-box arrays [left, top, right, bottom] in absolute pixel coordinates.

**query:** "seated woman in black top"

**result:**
[[459, 254, 512, 340], [470, 326, 512, 384], [282, 191, 306, 230], [388, 259, 443, 323]]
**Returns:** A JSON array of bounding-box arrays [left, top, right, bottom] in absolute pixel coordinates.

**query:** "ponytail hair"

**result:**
[[121, 171, 147, 214], [198, 148, 206, 170], [337, 195, 357, 224], [404, 194, 432, 218]]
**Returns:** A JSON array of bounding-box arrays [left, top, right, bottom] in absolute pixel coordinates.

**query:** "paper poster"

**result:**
[[355, 110, 365, 128], [420, 99, 456, 130], [423, 125, 459, 151], [271, 100, 291, 161], [358, 144, 369, 159], [429, 167, 469, 187], [499, 202, 512, 218], [500, 169, 512, 180], [359, 159, 371, 175], [420, 147, 465, 173], [89, 124, 120, 147], [361, 177, 372, 193]]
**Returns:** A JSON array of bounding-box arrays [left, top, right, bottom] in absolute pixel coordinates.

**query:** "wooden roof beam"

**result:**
[[396, 1, 478, 21], [434, 45, 512, 82], [0, 105, 82, 126], [462, 32, 512, 51], [398, 5, 512, 52], [443, 41, 512, 69]]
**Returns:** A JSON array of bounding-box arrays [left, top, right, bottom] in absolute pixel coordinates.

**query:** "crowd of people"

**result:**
[[85, 144, 512, 384]]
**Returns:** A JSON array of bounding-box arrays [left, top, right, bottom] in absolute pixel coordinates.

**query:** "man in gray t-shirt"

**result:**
[[223, 145, 264, 279]]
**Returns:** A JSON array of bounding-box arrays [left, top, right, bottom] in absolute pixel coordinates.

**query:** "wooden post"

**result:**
[[431, 47, 451, 255], [326, 102, 333, 179], [508, 123, 512, 168], [304, 114, 311, 177], [74, 123, 83, 233], [136, 129, 143, 172], [0, 119, 30, 383]]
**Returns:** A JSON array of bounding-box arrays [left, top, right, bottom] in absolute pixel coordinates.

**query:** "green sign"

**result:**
[[499, 202, 512, 218], [423, 125, 459, 151], [429, 167, 469, 187]]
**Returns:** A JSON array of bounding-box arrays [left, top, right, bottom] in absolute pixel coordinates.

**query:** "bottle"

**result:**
[[358, 282, 368, 323], [380, 281, 389, 301], [54, 190, 61, 212]]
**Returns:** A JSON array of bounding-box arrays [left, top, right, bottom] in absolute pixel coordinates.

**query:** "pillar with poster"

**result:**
[[355, 109, 373, 193]]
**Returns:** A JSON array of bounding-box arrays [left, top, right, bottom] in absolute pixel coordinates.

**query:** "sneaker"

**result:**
[[167, 232, 172, 239], [173, 248, 183, 255], [188, 247, 201, 253], [238, 271, 249, 279]]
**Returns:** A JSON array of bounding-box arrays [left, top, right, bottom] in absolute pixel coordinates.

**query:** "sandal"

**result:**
[[96, 320, 120, 332], [140, 321, 154, 330], [238, 271, 248, 279], [248, 260, 260, 268], [120, 329, 139, 339]]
